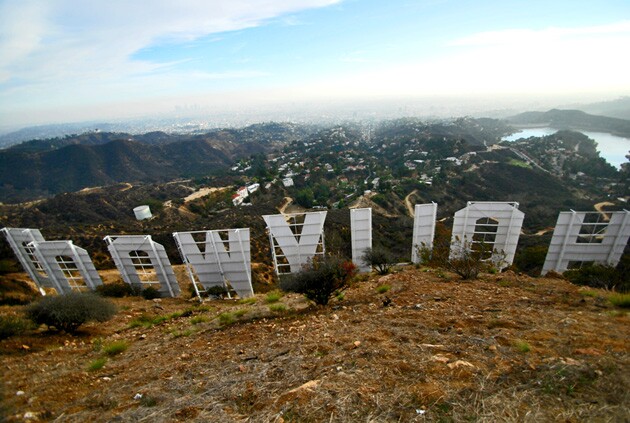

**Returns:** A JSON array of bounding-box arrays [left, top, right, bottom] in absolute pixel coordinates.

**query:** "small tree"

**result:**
[[279, 257, 357, 306], [425, 237, 502, 280], [26, 292, 116, 333], [362, 247, 395, 275]]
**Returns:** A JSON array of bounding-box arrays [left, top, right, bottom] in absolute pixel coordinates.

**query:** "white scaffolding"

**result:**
[[263, 212, 327, 275], [542, 210, 630, 275], [29, 240, 102, 294], [450, 201, 524, 269], [1, 227, 52, 295], [104, 235, 180, 297], [350, 208, 372, 272], [411, 203, 438, 264], [173, 229, 254, 299]]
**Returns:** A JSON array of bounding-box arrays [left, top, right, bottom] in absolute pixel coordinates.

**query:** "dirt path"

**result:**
[[278, 196, 293, 213], [594, 201, 615, 222], [404, 189, 418, 217], [183, 187, 228, 203], [349, 192, 396, 217], [119, 183, 133, 192]]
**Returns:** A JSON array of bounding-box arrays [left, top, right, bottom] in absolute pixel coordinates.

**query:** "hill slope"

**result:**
[[507, 109, 630, 138], [1, 267, 628, 421]]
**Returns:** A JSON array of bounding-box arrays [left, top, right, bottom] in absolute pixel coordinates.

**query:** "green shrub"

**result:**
[[96, 281, 136, 298], [238, 297, 257, 305], [233, 309, 248, 318], [26, 292, 116, 333], [514, 245, 548, 276], [362, 248, 395, 275], [269, 304, 287, 313], [265, 291, 283, 304], [376, 284, 391, 294], [141, 286, 161, 300], [564, 263, 629, 292], [279, 257, 357, 306], [103, 340, 129, 356], [608, 293, 630, 308], [88, 357, 107, 371], [190, 315, 209, 325], [429, 237, 498, 280], [0, 314, 34, 340], [217, 312, 235, 326], [514, 340, 531, 353]]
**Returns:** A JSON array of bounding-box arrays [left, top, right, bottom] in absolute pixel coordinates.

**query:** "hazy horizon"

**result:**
[[1, 1, 630, 129]]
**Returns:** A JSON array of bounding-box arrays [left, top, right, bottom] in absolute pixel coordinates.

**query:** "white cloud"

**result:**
[[300, 21, 630, 98], [0, 0, 341, 121]]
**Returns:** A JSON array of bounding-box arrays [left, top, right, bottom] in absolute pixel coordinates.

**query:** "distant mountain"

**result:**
[[0, 123, 123, 149], [507, 109, 630, 138], [0, 122, 310, 203], [578, 96, 630, 120], [0, 139, 231, 203]]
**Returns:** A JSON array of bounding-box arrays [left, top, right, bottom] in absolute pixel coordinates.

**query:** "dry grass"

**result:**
[[1, 267, 629, 422]]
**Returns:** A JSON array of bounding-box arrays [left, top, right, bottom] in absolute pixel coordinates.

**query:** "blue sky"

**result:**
[[1, 0, 629, 128]]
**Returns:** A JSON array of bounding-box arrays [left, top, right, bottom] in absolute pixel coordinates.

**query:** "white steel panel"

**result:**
[[29, 240, 102, 294], [1, 227, 52, 294], [411, 203, 437, 264], [450, 201, 524, 269], [104, 235, 180, 297], [542, 210, 630, 275], [173, 229, 254, 299], [263, 212, 327, 274], [351, 208, 372, 272]]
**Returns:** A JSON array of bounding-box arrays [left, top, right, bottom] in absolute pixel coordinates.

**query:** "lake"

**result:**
[[502, 128, 630, 169]]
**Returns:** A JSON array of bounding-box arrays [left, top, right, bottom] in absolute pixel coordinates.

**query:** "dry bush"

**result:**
[[26, 292, 116, 333]]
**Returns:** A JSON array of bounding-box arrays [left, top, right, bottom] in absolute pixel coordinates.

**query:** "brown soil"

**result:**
[[1, 268, 629, 422]]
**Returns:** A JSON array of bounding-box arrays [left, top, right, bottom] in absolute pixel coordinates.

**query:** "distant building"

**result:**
[[232, 186, 249, 206], [282, 177, 294, 187], [247, 183, 260, 194]]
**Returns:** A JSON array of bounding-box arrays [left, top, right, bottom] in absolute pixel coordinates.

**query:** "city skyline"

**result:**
[[1, 0, 629, 129]]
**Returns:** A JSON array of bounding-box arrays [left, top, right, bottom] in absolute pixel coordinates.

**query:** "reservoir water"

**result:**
[[502, 128, 630, 169]]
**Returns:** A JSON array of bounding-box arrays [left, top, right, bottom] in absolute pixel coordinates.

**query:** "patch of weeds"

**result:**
[[238, 297, 257, 305], [141, 287, 161, 300], [0, 314, 34, 340], [233, 309, 248, 318], [194, 305, 213, 313], [190, 316, 209, 325], [608, 293, 630, 308], [103, 340, 129, 356], [607, 310, 627, 318], [265, 291, 283, 304], [92, 337, 103, 352], [354, 273, 370, 282], [269, 304, 287, 313], [376, 284, 391, 294], [497, 279, 512, 287], [127, 314, 155, 329], [140, 395, 160, 407], [88, 357, 107, 371], [579, 289, 599, 298], [513, 339, 531, 353], [165, 309, 193, 319], [171, 329, 193, 338], [217, 312, 236, 326], [336, 291, 345, 301]]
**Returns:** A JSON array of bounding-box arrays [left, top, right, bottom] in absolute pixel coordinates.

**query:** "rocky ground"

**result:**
[[1, 266, 629, 422]]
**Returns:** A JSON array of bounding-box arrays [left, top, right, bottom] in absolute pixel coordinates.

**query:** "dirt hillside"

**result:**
[[1, 267, 629, 422]]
